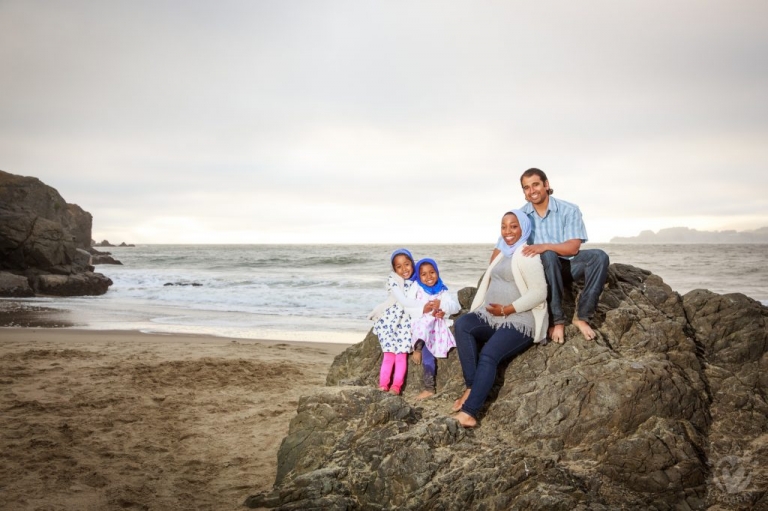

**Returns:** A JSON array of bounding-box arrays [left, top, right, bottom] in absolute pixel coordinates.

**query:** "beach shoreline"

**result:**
[[0, 297, 368, 345], [0, 327, 351, 511]]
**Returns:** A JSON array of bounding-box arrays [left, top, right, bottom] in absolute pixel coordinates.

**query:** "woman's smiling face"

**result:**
[[501, 213, 522, 246]]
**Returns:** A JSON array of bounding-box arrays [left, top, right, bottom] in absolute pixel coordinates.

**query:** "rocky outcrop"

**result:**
[[247, 264, 768, 510], [0, 170, 113, 296]]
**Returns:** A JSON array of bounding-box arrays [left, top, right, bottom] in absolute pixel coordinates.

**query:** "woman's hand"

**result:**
[[486, 303, 505, 317], [486, 303, 516, 317]]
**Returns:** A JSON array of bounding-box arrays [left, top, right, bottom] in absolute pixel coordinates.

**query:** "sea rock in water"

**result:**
[[0, 169, 114, 296], [87, 245, 123, 265], [91, 254, 123, 265], [247, 263, 768, 510]]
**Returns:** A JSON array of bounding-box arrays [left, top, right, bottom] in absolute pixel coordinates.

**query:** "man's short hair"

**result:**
[[520, 168, 553, 195]]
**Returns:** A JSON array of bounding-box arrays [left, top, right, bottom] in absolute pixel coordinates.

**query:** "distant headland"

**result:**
[[611, 226, 768, 243]]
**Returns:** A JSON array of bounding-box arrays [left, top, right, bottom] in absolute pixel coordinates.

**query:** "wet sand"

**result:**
[[0, 328, 349, 511]]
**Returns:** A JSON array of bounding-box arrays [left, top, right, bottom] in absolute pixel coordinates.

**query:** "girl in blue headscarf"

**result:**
[[369, 248, 420, 395], [408, 257, 460, 400]]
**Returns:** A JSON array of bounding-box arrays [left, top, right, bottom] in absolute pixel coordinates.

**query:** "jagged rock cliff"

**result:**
[[246, 264, 767, 510], [0, 170, 112, 296]]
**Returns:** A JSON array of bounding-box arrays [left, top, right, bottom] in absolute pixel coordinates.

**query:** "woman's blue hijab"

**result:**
[[497, 209, 532, 258], [413, 258, 448, 295]]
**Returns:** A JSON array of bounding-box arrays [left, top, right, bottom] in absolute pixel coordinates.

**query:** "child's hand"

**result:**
[[433, 309, 445, 319], [412, 351, 422, 365], [422, 299, 440, 314]]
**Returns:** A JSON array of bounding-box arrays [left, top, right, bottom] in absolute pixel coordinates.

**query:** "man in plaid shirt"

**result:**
[[495, 168, 609, 344]]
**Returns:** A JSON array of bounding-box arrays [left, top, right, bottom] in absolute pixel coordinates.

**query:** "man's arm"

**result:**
[[521, 239, 581, 257]]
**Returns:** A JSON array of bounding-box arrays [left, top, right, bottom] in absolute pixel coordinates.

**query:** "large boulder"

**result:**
[[32, 272, 113, 296], [248, 264, 768, 510], [0, 272, 34, 297], [0, 169, 114, 296]]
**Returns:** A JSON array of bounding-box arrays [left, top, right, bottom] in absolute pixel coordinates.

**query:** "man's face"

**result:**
[[521, 175, 550, 205]]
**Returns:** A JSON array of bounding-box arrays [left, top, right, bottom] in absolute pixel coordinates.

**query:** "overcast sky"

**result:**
[[1, 1, 767, 244]]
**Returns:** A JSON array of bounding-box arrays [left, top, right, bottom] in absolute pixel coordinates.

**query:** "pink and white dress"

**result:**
[[409, 288, 459, 358]]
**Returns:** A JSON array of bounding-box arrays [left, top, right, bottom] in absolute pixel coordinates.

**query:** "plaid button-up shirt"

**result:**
[[521, 196, 588, 246]]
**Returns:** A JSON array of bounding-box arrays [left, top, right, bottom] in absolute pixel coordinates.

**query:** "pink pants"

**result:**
[[379, 352, 408, 393]]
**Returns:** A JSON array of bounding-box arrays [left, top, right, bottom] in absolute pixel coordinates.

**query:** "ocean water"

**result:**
[[5, 244, 767, 343]]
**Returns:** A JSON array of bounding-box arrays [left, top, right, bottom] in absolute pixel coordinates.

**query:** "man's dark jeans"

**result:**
[[539, 249, 609, 324]]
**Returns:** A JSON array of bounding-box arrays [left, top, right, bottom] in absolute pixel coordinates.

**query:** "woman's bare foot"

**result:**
[[453, 411, 477, 428], [415, 390, 435, 400], [452, 388, 471, 412], [573, 319, 596, 340], [548, 324, 565, 344]]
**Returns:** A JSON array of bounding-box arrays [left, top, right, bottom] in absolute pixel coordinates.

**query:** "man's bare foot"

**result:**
[[388, 388, 401, 395], [549, 324, 565, 344], [453, 411, 477, 428], [415, 390, 435, 400], [573, 319, 596, 340], [452, 388, 471, 412]]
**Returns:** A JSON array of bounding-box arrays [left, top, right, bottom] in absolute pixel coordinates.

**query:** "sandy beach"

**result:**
[[0, 328, 349, 511]]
